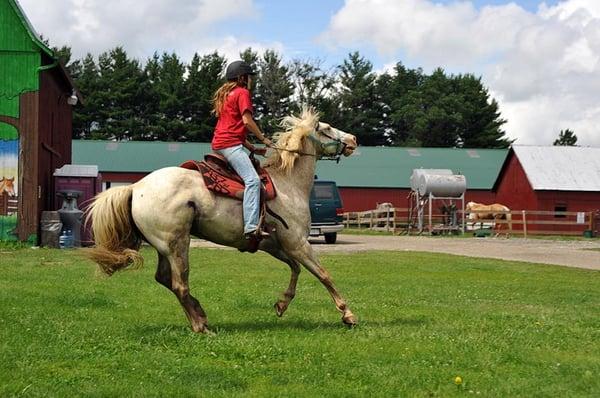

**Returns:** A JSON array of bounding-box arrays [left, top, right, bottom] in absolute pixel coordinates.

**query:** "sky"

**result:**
[[18, 0, 600, 147]]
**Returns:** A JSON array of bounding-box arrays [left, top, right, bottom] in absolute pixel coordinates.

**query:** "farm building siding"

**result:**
[[339, 188, 496, 212], [495, 154, 538, 210], [38, 68, 73, 211], [1, 0, 75, 242]]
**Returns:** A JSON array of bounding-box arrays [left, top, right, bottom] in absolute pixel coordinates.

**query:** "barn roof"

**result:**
[[509, 145, 600, 192], [73, 140, 508, 190], [7, 0, 54, 57]]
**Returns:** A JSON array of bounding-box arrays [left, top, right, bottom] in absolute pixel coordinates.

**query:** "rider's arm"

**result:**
[[242, 111, 273, 147]]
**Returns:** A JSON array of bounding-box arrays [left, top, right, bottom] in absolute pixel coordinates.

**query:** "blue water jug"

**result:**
[[66, 229, 74, 248], [59, 230, 68, 249]]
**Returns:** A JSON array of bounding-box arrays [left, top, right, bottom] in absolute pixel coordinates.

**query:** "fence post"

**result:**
[[370, 211, 374, 229], [522, 210, 527, 239], [386, 209, 390, 232], [589, 211, 594, 232]]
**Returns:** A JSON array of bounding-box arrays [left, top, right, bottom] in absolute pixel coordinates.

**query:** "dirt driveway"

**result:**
[[191, 235, 600, 271]]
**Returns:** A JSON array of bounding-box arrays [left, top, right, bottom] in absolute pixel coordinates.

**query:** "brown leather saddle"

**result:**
[[180, 153, 277, 253], [180, 153, 276, 201]]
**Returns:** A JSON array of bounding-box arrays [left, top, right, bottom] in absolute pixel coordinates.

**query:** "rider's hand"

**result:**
[[254, 147, 268, 157]]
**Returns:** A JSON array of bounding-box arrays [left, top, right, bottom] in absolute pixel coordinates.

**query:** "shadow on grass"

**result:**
[[131, 315, 428, 336]]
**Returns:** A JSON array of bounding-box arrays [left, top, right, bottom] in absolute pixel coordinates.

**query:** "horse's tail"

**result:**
[[84, 185, 143, 276]]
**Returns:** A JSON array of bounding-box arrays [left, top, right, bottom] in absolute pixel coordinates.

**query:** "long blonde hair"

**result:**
[[211, 76, 249, 117]]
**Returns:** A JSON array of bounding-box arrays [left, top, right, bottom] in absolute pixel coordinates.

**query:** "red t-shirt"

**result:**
[[211, 87, 254, 150]]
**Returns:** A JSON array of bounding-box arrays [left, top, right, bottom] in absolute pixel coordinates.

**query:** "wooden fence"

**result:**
[[0, 193, 18, 216], [343, 207, 599, 237]]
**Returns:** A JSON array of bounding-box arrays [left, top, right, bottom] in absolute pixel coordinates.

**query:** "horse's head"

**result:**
[[2, 177, 15, 196], [312, 121, 358, 159], [278, 108, 358, 158], [268, 109, 358, 173]]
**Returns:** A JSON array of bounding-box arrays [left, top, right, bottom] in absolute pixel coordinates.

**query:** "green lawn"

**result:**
[[1, 247, 599, 397]]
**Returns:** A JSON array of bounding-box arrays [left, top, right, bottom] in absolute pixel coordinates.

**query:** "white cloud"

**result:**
[[19, 0, 266, 63], [321, 0, 600, 146]]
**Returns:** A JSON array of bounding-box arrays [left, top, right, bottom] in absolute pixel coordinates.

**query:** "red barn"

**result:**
[[494, 146, 600, 234]]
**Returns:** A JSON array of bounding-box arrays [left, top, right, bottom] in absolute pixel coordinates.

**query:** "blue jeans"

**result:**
[[215, 145, 261, 234]]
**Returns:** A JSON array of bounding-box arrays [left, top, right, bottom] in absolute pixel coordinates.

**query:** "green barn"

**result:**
[[0, 0, 78, 242]]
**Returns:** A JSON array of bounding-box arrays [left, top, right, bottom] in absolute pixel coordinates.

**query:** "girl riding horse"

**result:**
[[211, 60, 273, 239], [86, 109, 358, 334]]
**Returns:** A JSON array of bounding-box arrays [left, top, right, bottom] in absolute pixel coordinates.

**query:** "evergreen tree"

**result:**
[[288, 58, 339, 124], [454, 74, 510, 148], [553, 129, 578, 146], [256, 50, 294, 132], [184, 52, 226, 142], [154, 52, 187, 141], [72, 54, 101, 138], [94, 47, 147, 140], [382, 63, 424, 146], [336, 52, 385, 146]]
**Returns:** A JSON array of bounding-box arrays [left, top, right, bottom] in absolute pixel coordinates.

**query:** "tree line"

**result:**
[[56, 46, 512, 148]]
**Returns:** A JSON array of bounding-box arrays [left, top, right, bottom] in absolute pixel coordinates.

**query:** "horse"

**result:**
[[465, 201, 512, 237], [85, 109, 358, 334], [0, 177, 16, 196]]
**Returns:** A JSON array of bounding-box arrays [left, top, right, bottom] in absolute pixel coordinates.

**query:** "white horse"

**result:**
[[86, 109, 358, 333]]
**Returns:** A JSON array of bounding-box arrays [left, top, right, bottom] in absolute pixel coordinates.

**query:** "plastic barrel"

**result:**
[[40, 211, 63, 248]]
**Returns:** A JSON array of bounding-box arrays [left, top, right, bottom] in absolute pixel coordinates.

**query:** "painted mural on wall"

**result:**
[[0, 125, 18, 241]]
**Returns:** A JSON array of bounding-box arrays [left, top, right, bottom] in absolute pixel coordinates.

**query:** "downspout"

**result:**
[[38, 60, 58, 72]]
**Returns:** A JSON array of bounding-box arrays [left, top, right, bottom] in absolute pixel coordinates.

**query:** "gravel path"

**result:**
[[190, 235, 600, 270]]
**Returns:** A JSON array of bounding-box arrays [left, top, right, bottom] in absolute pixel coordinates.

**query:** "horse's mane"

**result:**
[[263, 108, 319, 174]]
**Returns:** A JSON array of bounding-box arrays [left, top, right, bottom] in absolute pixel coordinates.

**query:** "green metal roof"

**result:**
[[315, 147, 508, 189], [73, 140, 214, 173], [73, 140, 508, 190]]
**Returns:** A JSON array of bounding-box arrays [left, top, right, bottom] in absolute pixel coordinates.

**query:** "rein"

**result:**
[[267, 144, 316, 157]]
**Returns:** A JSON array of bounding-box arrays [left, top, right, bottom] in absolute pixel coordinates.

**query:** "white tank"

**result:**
[[410, 169, 467, 197]]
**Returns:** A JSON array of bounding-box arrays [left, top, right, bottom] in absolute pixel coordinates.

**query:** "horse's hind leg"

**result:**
[[287, 239, 356, 326], [156, 247, 210, 334]]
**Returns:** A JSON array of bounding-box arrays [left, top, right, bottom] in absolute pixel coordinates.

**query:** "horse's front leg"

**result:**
[[263, 244, 301, 317], [287, 239, 356, 326]]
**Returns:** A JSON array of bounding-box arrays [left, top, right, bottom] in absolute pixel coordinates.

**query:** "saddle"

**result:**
[[180, 153, 277, 254], [180, 153, 276, 201]]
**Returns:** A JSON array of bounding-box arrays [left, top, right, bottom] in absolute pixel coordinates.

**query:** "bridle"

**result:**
[[311, 125, 348, 163], [268, 123, 348, 163]]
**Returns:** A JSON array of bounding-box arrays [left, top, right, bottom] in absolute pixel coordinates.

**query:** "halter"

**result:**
[[307, 125, 348, 163], [268, 124, 348, 163]]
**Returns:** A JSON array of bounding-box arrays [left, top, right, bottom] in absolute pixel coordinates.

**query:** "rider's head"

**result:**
[[225, 60, 256, 88], [212, 61, 257, 116]]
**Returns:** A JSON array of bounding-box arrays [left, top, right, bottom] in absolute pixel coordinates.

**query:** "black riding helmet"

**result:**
[[225, 60, 256, 81]]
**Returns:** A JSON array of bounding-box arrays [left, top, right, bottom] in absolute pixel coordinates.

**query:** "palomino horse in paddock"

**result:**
[[466, 201, 512, 237], [86, 109, 358, 333]]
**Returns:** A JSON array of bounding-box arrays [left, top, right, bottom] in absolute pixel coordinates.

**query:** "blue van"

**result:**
[[309, 180, 344, 243]]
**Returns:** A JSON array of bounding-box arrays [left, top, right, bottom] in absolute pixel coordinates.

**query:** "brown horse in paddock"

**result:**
[[466, 201, 512, 237], [0, 177, 16, 196], [85, 109, 358, 334]]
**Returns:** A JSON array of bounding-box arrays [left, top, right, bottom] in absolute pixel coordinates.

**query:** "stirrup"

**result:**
[[245, 229, 270, 239]]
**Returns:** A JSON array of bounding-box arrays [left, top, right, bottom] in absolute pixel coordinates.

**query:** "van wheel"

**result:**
[[324, 233, 337, 244]]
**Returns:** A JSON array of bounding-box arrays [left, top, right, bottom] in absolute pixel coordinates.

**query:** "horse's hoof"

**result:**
[[342, 313, 357, 327], [274, 302, 286, 317], [192, 323, 215, 335]]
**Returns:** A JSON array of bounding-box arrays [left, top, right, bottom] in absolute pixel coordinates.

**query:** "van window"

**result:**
[[313, 184, 335, 200]]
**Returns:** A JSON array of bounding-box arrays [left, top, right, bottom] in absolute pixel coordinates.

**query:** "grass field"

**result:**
[[1, 247, 599, 397]]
